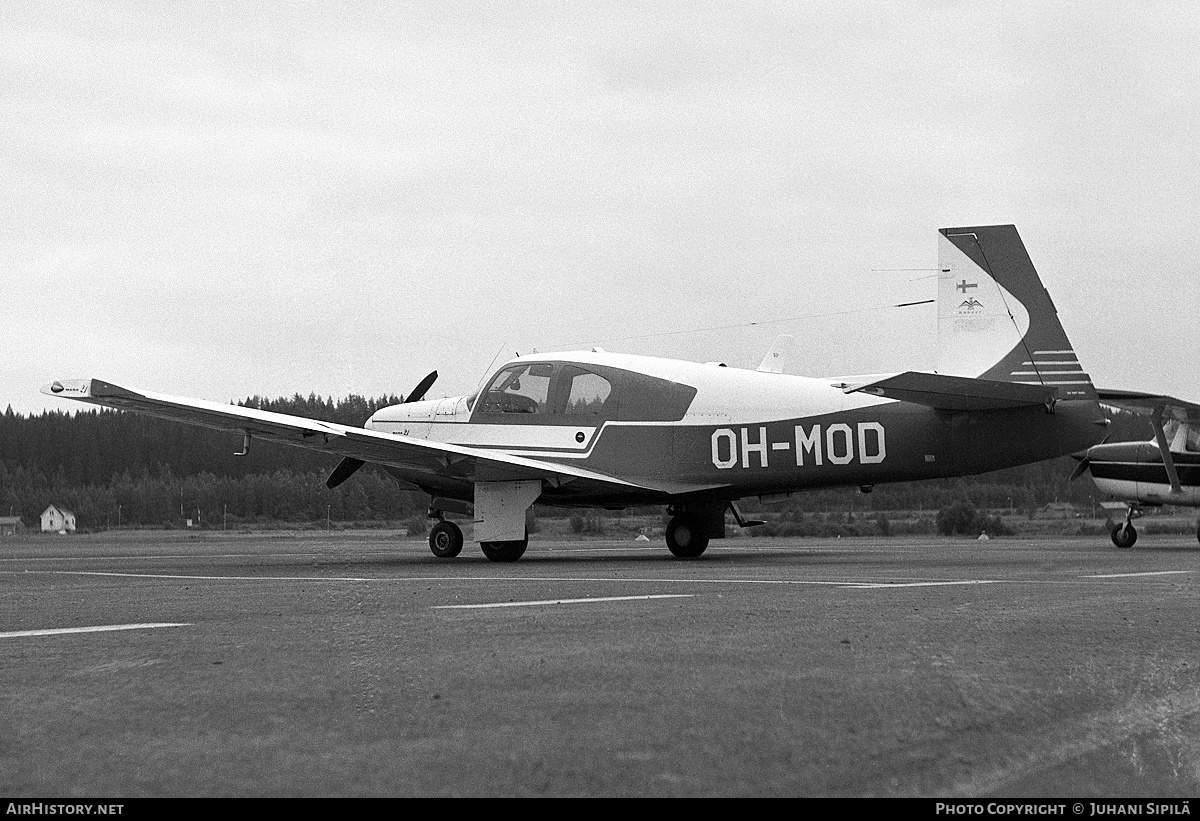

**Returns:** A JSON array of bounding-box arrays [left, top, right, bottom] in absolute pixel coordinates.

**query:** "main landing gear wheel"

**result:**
[[666, 515, 709, 558], [428, 520, 464, 558], [1111, 523, 1137, 549], [480, 531, 528, 563], [1195, 520, 1200, 545]]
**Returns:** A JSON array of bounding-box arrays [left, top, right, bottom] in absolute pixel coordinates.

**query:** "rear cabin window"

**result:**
[[559, 367, 612, 416]]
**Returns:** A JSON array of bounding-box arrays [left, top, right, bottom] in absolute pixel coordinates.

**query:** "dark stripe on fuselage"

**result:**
[[533, 399, 1105, 506], [1089, 460, 1200, 485]]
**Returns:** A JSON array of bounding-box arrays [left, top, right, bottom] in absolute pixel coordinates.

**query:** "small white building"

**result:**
[[40, 505, 76, 533]]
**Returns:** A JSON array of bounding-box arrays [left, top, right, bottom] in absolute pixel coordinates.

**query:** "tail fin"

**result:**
[[936, 225, 1096, 401]]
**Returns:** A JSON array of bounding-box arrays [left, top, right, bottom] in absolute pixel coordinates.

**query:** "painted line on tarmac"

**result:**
[[433, 594, 695, 610], [1083, 570, 1194, 579], [0, 622, 190, 639], [841, 580, 1002, 589], [0, 552, 342, 563]]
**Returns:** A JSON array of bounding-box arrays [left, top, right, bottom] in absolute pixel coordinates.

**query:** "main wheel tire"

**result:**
[[666, 515, 710, 558], [429, 520, 464, 558], [1111, 523, 1137, 549], [480, 533, 528, 563], [1195, 520, 1199, 545]]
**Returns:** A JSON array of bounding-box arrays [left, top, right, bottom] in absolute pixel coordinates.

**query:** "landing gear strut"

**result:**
[[1111, 505, 1139, 549]]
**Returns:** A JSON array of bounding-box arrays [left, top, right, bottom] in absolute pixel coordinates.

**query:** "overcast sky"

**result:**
[[5, 2, 1198, 417]]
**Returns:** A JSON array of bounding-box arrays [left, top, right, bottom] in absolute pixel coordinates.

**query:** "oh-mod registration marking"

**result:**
[[711, 422, 886, 469]]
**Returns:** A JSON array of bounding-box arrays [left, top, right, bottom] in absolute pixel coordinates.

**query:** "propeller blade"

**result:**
[[1068, 430, 1112, 482], [326, 457, 365, 489], [405, 370, 438, 404]]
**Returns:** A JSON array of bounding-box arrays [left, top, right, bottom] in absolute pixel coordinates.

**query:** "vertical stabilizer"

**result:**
[[756, 334, 793, 374], [937, 225, 1095, 401]]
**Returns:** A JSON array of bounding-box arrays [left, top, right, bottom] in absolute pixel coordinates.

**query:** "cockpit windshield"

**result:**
[[480, 363, 555, 414], [1164, 419, 1200, 453]]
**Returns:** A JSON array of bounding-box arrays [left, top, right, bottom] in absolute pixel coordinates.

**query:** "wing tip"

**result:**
[[41, 379, 92, 398]]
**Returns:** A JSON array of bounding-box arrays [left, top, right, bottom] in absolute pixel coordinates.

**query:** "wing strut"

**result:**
[[1149, 416, 1184, 494]]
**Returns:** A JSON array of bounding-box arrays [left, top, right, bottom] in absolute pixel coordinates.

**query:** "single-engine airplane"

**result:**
[[44, 225, 1110, 562], [1071, 390, 1200, 548]]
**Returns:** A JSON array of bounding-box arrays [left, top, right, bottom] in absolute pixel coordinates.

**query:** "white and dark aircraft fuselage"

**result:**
[[369, 349, 1103, 508]]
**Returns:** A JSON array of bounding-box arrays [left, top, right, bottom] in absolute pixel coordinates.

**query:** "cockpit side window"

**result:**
[[480, 363, 554, 414]]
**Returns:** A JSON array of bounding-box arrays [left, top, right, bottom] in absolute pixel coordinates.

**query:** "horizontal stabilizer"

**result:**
[[844, 371, 1058, 411]]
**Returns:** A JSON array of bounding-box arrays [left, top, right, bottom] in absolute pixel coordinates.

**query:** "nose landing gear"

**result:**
[[428, 517, 464, 558], [1110, 504, 1142, 549]]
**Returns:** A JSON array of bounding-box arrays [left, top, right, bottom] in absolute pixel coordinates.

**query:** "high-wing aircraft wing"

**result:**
[[39, 378, 717, 498], [1096, 389, 1200, 422]]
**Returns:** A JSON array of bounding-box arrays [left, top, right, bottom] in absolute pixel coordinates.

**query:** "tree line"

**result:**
[[0, 395, 1155, 531]]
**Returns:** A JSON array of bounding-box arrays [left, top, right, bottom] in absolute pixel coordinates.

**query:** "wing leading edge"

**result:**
[[39, 378, 714, 498]]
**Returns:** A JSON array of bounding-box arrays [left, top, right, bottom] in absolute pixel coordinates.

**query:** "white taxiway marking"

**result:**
[[433, 594, 695, 610], [841, 580, 1001, 589], [0, 622, 190, 639], [1083, 571, 1195, 579]]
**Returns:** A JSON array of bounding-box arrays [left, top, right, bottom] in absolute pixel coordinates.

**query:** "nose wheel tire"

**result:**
[[666, 515, 709, 558], [429, 520, 464, 558], [481, 531, 528, 562], [1111, 523, 1137, 549]]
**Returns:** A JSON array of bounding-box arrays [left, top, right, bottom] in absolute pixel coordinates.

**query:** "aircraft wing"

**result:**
[[1096, 389, 1200, 423], [39, 378, 706, 497], [842, 371, 1058, 411]]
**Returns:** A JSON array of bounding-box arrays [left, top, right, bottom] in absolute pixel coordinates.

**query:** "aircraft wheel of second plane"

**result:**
[[428, 520, 464, 558], [666, 516, 710, 559], [1111, 523, 1137, 549], [480, 531, 528, 563]]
